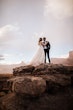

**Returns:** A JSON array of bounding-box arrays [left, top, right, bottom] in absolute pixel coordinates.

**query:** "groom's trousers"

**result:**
[[44, 49, 50, 63]]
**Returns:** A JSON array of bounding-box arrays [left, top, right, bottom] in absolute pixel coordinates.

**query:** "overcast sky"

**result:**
[[0, 0, 73, 64]]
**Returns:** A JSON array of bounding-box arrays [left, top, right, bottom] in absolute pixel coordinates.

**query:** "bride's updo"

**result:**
[[38, 38, 42, 45]]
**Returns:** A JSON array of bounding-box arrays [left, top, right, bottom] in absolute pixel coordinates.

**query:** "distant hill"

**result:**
[[51, 51, 73, 66], [51, 58, 68, 65], [0, 61, 26, 74]]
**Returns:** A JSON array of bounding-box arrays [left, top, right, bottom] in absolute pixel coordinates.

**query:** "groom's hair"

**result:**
[[43, 37, 46, 41]]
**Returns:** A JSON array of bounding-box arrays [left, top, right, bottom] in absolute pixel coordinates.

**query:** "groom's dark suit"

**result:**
[[43, 41, 51, 63]]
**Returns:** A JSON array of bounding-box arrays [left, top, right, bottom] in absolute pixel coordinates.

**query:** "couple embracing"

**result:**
[[29, 37, 51, 66]]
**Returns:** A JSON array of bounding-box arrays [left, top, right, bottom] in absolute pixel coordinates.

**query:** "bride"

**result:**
[[29, 38, 45, 66]]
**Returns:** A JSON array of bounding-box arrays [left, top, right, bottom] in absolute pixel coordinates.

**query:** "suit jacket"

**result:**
[[46, 41, 50, 50]]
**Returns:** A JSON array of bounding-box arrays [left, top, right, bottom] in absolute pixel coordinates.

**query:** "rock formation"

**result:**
[[13, 65, 35, 76], [12, 76, 46, 96], [13, 64, 73, 75], [0, 64, 73, 110]]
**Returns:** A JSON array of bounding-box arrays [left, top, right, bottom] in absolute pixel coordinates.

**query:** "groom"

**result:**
[[43, 37, 51, 63]]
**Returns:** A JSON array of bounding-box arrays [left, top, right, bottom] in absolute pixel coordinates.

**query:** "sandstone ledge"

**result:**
[[13, 64, 73, 76]]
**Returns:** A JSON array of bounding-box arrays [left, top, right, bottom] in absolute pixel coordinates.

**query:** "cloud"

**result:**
[[0, 53, 25, 64], [0, 24, 19, 37], [0, 24, 22, 46], [0, 55, 5, 60], [34, 32, 46, 38], [44, 0, 73, 19]]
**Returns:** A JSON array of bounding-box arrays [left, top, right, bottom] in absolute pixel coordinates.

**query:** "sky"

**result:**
[[0, 0, 73, 64]]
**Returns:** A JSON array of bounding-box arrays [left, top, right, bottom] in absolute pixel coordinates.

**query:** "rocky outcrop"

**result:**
[[12, 76, 46, 96], [33, 64, 73, 75], [41, 74, 71, 93], [0, 64, 73, 110], [0, 74, 13, 94], [13, 64, 73, 76], [13, 65, 35, 76], [8, 74, 71, 95]]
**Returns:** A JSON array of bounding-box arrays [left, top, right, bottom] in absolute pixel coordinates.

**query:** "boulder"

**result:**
[[40, 74, 71, 93], [12, 76, 46, 96], [13, 65, 35, 76], [8, 74, 71, 95]]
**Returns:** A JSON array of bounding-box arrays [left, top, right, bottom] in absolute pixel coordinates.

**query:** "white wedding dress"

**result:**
[[29, 43, 45, 66]]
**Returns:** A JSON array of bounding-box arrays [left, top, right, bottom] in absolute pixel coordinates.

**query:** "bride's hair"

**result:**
[[38, 38, 42, 45]]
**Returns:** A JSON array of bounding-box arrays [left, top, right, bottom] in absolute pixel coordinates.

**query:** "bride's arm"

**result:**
[[41, 42, 47, 46], [38, 41, 46, 46], [41, 42, 45, 46]]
